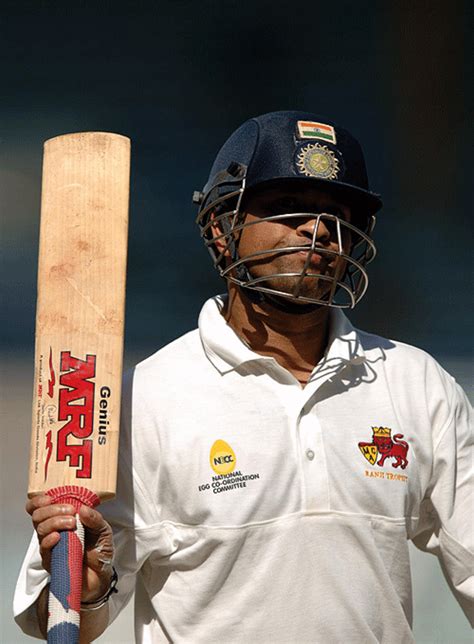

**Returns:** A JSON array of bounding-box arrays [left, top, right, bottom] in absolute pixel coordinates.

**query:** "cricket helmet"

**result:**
[[193, 110, 382, 308]]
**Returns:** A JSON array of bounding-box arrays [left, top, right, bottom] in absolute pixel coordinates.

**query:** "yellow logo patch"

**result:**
[[359, 444, 378, 465], [210, 439, 236, 475]]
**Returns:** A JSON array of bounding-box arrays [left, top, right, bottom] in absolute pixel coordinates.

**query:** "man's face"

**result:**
[[234, 182, 353, 303]]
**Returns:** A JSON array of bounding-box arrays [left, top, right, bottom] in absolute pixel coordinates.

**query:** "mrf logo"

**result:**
[[54, 351, 96, 478], [358, 427, 409, 469], [210, 439, 236, 475]]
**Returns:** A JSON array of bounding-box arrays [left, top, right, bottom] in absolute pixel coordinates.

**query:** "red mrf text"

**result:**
[[57, 351, 96, 478]]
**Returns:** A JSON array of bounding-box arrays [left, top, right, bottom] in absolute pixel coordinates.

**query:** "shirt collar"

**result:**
[[324, 307, 367, 366], [199, 294, 367, 376], [199, 295, 271, 374]]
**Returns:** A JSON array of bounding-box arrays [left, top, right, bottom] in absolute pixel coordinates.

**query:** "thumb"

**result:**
[[78, 505, 114, 574], [78, 505, 108, 536]]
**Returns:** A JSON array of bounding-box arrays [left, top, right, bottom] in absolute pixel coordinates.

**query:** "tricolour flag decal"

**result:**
[[297, 121, 337, 144]]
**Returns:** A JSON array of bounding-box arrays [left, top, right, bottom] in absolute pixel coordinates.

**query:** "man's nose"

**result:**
[[296, 216, 331, 243]]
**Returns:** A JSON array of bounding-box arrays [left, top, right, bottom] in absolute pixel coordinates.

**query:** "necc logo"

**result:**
[[210, 439, 236, 475]]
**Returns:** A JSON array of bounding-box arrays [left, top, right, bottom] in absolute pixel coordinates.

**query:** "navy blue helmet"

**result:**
[[194, 111, 382, 308]]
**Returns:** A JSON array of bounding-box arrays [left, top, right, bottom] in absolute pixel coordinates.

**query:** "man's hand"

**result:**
[[26, 494, 114, 601]]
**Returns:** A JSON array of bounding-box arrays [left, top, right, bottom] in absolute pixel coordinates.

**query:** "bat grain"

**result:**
[[29, 132, 130, 501], [28, 131, 130, 643]]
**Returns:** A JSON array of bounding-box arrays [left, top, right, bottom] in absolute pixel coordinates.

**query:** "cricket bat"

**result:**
[[28, 132, 130, 643]]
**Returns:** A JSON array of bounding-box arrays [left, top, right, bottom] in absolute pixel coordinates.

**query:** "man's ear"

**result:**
[[210, 211, 231, 257]]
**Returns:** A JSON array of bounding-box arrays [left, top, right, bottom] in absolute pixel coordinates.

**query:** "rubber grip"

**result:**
[[47, 519, 84, 643], [45, 486, 100, 643]]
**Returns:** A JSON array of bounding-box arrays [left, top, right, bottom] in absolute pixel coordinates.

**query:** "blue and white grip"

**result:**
[[46, 485, 100, 644]]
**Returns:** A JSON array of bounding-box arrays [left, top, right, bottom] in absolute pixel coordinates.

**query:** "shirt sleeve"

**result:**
[[411, 369, 474, 626], [13, 367, 177, 638]]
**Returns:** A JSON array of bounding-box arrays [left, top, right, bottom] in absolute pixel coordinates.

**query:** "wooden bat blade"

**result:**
[[29, 132, 130, 501], [28, 131, 130, 643]]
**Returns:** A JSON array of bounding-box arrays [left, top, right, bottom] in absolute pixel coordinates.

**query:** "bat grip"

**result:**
[[46, 486, 100, 644]]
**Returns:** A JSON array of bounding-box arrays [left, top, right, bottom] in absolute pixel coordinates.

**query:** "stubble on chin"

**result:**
[[247, 256, 339, 301]]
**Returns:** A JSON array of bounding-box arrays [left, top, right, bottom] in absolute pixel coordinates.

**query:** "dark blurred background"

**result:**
[[1, 0, 471, 357], [1, 1, 472, 642]]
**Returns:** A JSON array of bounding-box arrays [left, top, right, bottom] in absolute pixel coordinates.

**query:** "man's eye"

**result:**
[[324, 208, 350, 223], [271, 198, 299, 212], [321, 208, 341, 218]]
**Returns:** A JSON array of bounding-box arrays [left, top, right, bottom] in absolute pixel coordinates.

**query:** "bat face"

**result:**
[[29, 132, 130, 501], [33, 349, 115, 496]]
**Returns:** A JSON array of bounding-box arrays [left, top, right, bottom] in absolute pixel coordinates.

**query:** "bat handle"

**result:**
[[46, 486, 100, 644]]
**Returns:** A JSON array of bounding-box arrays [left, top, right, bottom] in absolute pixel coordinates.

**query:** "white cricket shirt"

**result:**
[[14, 296, 473, 642]]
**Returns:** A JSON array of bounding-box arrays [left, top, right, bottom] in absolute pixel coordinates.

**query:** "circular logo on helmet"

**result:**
[[296, 143, 340, 180]]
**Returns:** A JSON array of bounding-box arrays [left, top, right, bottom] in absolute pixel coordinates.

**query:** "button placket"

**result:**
[[267, 377, 309, 509], [265, 363, 332, 513], [297, 406, 330, 511]]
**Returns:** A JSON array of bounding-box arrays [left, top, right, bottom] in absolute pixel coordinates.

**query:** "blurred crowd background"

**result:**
[[1, 1, 471, 641]]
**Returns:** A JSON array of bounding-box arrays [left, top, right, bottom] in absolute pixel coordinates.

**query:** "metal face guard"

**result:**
[[196, 166, 376, 309]]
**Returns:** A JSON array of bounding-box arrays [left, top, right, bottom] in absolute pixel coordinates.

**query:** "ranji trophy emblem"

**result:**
[[358, 427, 409, 469]]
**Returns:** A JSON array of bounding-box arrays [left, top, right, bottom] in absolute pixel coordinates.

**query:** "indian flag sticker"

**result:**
[[296, 121, 337, 144]]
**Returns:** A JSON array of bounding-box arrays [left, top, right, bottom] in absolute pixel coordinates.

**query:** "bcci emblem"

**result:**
[[358, 427, 409, 469], [295, 143, 340, 180]]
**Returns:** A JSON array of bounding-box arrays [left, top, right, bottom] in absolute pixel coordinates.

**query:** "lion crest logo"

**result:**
[[358, 427, 409, 469]]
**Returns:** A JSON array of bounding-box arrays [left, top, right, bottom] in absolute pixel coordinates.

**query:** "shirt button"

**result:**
[[306, 449, 315, 461]]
